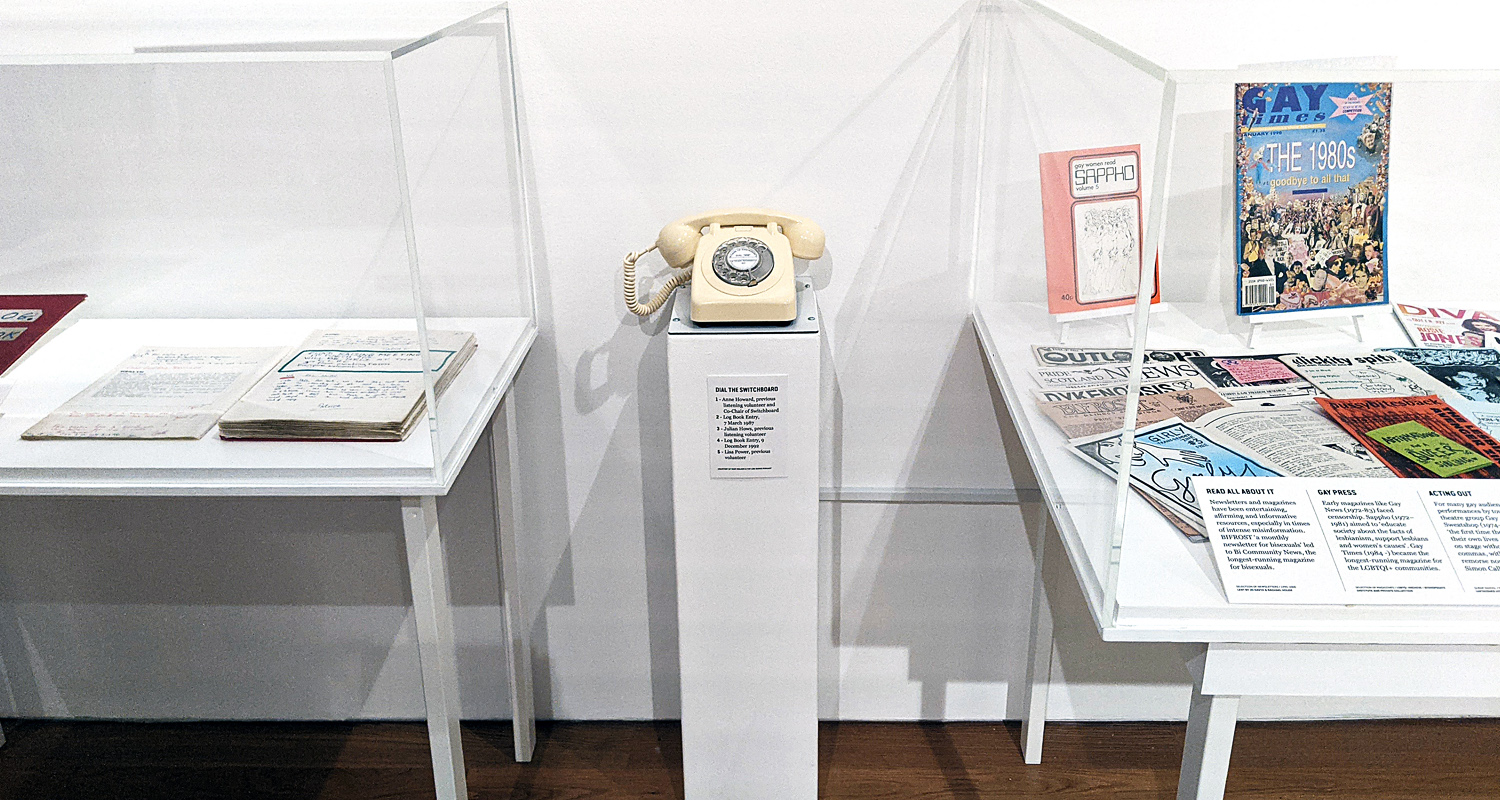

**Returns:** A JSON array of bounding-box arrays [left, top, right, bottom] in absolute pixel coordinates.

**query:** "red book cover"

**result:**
[[1316, 395, 1500, 479], [0, 295, 87, 375]]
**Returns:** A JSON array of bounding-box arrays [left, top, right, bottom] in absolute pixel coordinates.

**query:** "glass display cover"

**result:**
[[968, 0, 1500, 636], [0, 5, 536, 493]]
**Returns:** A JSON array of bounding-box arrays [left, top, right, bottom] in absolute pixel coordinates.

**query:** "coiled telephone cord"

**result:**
[[623, 245, 692, 317]]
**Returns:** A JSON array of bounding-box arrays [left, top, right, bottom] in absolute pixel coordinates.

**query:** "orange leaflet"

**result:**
[[1316, 395, 1500, 479]]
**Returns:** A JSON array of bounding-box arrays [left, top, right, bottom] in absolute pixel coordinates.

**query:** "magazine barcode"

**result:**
[[1241, 278, 1275, 309]]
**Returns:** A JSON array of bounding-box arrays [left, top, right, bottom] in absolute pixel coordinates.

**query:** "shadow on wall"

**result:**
[[506, 58, 580, 722], [569, 305, 679, 718], [833, 340, 1026, 720], [817, 4, 1019, 722], [821, 1, 1193, 722], [0, 444, 523, 720]]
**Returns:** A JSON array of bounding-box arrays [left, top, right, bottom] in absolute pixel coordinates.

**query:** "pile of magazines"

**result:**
[[1030, 311, 1500, 541]]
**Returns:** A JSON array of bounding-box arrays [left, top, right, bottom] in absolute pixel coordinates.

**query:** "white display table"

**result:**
[[974, 301, 1500, 799], [0, 317, 538, 800]]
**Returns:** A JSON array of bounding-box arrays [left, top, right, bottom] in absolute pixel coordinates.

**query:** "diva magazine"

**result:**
[[1235, 82, 1390, 316]]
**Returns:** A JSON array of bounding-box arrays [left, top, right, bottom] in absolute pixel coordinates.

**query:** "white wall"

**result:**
[[1, 0, 1499, 726]]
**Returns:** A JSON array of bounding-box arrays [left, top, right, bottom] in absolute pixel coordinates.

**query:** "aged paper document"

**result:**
[[23, 347, 282, 440], [218, 330, 477, 441]]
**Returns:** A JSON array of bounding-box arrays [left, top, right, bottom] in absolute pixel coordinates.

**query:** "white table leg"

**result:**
[[489, 396, 536, 761], [402, 496, 468, 800], [1020, 511, 1054, 764], [1178, 647, 1240, 800]]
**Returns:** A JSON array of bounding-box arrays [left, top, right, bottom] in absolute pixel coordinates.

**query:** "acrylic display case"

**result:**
[[0, 7, 541, 794], [0, 4, 537, 494], [969, 0, 1500, 642], [968, 3, 1500, 794]]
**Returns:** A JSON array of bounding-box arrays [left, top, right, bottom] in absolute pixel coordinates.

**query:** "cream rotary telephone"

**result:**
[[623, 209, 825, 324]]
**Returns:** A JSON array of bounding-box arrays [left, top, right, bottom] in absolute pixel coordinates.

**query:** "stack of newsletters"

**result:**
[[218, 330, 478, 441], [1030, 339, 1500, 542]]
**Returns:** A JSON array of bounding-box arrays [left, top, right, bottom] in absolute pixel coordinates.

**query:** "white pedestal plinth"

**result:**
[[667, 285, 821, 800]]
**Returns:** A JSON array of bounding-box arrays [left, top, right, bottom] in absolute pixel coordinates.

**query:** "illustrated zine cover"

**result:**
[[1039, 144, 1159, 317], [1235, 82, 1390, 315], [1384, 347, 1500, 405]]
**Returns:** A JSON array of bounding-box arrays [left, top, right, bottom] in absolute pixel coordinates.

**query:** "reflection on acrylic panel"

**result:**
[[1072, 197, 1140, 305]]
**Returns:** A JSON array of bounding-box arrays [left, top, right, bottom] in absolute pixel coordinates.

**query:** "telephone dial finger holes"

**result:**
[[712, 237, 775, 286]]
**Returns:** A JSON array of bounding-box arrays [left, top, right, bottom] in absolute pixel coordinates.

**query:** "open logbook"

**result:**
[[218, 329, 477, 441]]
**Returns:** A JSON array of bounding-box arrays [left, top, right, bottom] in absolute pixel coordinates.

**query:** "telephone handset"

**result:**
[[623, 208, 824, 324]]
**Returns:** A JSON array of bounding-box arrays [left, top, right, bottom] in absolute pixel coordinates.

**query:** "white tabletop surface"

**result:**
[[975, 300, 1500, 644], [0, 317, 534, 496]]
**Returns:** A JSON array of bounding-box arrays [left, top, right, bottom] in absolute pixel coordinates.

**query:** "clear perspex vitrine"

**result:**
[[967, 0, 1500, 643], [0, 4, 537, 495]]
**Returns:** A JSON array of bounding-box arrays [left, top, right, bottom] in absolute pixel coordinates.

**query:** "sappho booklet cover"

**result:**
[[1038, 144, 1158, 317]]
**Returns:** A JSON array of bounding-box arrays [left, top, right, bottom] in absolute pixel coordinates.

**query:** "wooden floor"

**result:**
[[0, 717, 1497, 798]]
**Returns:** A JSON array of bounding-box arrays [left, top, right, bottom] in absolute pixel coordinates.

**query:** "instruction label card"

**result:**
[[708, 375, 787, 478], [1195, 477, 1500, 604]]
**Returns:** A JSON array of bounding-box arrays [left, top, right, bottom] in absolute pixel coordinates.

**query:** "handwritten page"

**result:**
[[218, 329, 477, 441], [22, 347, 282, 440]]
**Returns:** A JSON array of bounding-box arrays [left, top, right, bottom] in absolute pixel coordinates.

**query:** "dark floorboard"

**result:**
[[0, 717, 1496, 798]]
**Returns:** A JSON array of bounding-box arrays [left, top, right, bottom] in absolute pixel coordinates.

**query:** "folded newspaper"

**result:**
[[218, 330, 477, 441]]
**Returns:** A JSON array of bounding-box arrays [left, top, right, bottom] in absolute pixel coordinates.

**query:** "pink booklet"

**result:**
[[1038, 145, 1158, 316]]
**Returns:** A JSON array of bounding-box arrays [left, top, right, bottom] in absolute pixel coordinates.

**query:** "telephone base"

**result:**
[[669, 283, 819, 336], [692, 312, 795, 325], [690, 281, 796, 325]]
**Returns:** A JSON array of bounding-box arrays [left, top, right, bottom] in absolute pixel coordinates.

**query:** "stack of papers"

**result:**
[[22, 347, 282, 440], [218, 330, 477, 441]]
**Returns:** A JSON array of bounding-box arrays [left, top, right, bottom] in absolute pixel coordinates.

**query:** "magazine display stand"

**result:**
[[0, 7, 537, 798], [966, 2, 1500, 798]]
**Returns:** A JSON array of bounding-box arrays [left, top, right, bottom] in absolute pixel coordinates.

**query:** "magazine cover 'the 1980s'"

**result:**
[[1235, 82, 1390, 316]]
